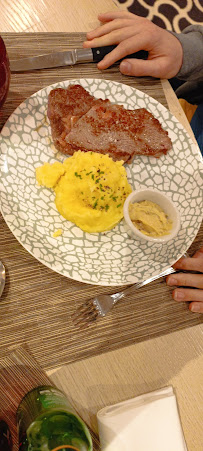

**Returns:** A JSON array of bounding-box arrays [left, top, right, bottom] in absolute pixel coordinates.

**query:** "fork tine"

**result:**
[[73, 313, 98, 329], [73, 301, 96, 318], [72, 300, 99, 328], [74, 313, 98, 329], [73, 309, 98, 325]]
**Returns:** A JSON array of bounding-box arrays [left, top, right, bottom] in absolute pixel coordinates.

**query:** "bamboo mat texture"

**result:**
[[0, 33, 202, 371], [0, 346, 99, 451]]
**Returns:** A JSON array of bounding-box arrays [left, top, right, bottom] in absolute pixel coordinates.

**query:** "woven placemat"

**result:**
[[0, 345, 99, 451], [0, 33, 202, 371]]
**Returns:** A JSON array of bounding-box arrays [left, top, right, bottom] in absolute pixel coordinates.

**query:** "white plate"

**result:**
[[0, 78, 202, 286]]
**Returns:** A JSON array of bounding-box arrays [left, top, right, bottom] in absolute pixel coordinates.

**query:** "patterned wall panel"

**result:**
[[117, 0, 203, 32]]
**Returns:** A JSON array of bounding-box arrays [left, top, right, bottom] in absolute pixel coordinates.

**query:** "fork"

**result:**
[[72, 266, 176, 327], [0, 261, 6, 298]]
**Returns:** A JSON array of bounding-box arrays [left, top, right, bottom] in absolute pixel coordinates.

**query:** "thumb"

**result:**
[[120, 58, 162, 78]]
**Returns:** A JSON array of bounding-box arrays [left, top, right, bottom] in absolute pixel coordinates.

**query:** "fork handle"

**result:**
[[111, 252, 189, 304], [111, 266, 176, 304]]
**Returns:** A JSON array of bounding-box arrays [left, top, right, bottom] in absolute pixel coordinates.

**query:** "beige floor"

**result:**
[[49, 326, 203, 451]]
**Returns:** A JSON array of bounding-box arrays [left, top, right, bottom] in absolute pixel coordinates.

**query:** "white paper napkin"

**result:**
[[97, 386, 187, 451]]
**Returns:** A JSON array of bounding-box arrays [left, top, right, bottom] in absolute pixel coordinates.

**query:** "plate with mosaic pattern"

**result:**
[[0, 78, 202, 286]]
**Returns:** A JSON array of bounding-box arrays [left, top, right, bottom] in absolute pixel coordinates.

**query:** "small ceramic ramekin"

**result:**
[[123, 188, 181, 243]]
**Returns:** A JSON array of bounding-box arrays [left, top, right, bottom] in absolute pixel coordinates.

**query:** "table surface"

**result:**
[[0, 2, 202, 451]]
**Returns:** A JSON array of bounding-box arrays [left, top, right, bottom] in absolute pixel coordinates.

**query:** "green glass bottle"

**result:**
[[17, 385, 93, 451]]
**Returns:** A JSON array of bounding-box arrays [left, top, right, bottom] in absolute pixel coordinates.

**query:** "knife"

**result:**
[[10, 45, 148, 72]]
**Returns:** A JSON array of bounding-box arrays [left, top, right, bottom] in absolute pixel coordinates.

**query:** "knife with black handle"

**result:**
[[10, 45, 148, 72], [91, 45, 148, 63]]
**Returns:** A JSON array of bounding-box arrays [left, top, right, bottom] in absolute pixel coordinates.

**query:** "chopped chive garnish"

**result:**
[[99, 184, 104, 192], [93, 200, 98, 209], [74, 172, 82, 179]]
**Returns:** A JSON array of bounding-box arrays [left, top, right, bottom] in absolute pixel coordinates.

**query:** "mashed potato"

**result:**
[[52, 229, 63, 238], [36, 162, 65, 188], [36, 151, 132, 233]]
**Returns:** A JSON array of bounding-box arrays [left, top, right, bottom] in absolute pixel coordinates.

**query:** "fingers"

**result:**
[[96, 33, 151, 70], [166, 271, 203, 313], [84, 11, 182, 78], [84, 26, 139, 50], [120, 58, 168, 78], [92, 35, 144, 69], [85, 19, 133, 42], [85, 11, 148, 48], [166, 273, 203, 289], [84, 30, 179, 78], [85, 11, 138, 44], [173, 253, 203, 273], [189, 302, 203, 313], [172, 287, 203, 305], [120, 59, 154, 77], [97, 11, 137, 23]]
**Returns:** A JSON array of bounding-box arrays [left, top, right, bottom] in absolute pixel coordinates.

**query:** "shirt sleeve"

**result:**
[[171, 25, 203, 82]]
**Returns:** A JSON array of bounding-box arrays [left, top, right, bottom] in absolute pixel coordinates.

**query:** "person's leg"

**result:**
[[0, 420, 12, 451], [170, 78, 203, 155]]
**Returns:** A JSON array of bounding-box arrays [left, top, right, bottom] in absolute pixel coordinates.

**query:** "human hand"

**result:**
[[166, 247, 203, 313], [83, 11, 183, 78]]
